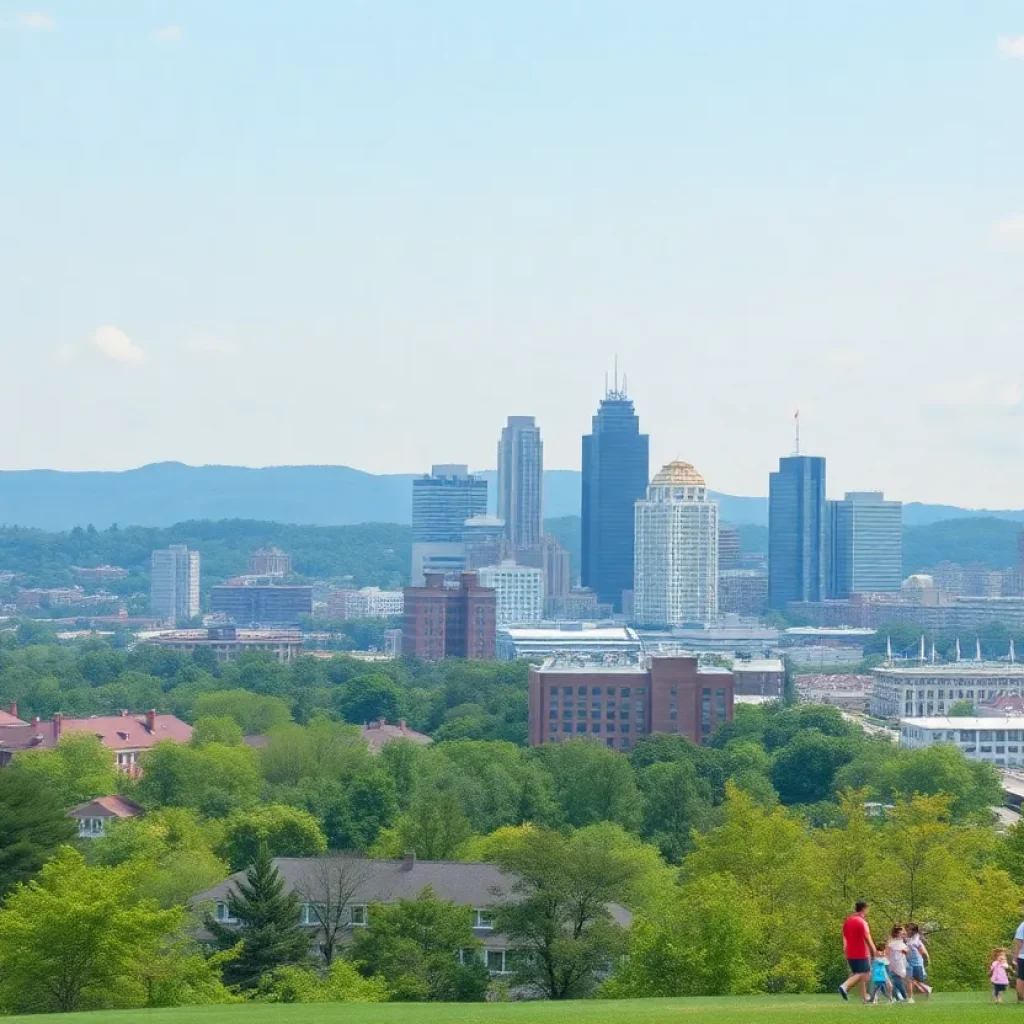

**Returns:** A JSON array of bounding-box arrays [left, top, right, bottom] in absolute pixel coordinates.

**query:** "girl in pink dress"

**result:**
[[992, 948, 1010, 1003]]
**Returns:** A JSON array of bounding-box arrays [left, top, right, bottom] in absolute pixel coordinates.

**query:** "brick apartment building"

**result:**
[[528, 654, 734, 750], [402, 572, 497, 660]]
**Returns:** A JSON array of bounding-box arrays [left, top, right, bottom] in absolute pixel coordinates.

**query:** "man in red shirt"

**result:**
[[839, 900, 876, 1002]]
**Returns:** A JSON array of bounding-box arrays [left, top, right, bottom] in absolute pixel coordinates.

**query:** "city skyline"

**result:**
[[6, 3, 1024, 506]]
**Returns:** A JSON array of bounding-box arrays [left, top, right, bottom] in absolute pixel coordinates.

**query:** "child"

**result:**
[[906, 923, 933, 999], [886, 925, 910, 1002], [870, 947, 893, 1003], [992, 948, 1010, 1003]]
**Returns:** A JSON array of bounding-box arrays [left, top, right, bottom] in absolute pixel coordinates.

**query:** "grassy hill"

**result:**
[[2, 993, 998, 1024]]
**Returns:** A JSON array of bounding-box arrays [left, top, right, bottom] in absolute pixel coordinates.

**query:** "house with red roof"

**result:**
[[69, 794, 145, 838], [0, 710, 193, 774]]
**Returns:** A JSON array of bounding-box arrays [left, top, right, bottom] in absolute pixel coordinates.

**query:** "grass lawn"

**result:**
[[3, 992, 1011, 1024]]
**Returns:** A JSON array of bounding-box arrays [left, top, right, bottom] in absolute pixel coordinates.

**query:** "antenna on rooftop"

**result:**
[[886, 635, 892, 664], [955, 637, 961, 662], [931, 640, 936, 664], [977, 637, 983, 662], [614, 354, 619, 394], [794, 409, 801, 455], [919, 634, 925, 663], [1012, 639, 1017, 664]]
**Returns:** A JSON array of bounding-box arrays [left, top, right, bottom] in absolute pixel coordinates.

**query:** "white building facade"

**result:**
[[634, 461, 718, 628], [900, 716, 1024, 769], [477, 561, 544, 627], [338, 587, 404, 619], [150, 545, 201, 625], [871, 661, 1024, 719]]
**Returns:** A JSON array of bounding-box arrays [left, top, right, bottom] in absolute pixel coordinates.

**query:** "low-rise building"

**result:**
[[871, 661, 1024, 720], [361, 718, 432, 753], [794, 673, 874, 711], [497, 623, 643, 662], [731, 658, 785, 697], [328, 587, 404, 620], [195, 854, 631, 976], [529, 654, 734, 750], [141, 625, 304, 663], [210, 584, 313, 627], [71, 565, 130, 582], [638, 623, 779, 657], [900, 715, 1024, 769], [69, 795, 145, 838], [0, 710, 192, 772]]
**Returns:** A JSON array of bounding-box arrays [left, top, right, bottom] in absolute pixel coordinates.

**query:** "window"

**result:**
[[591, 723, 601, 733], [473, 909, 494, 929], [215, 902, 238, 924], [350, 904, 367, 926], [78, 816, 105, 837], [620, 687, 631, 697], [487, 949, 509, 974]]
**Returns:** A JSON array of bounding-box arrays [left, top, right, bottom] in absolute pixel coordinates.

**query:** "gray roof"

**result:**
[[193, 856, 631, 927]]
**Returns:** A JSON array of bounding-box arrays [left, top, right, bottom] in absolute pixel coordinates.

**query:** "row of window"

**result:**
[[214, 902, 495, 930], [550, 722, 634, 734], [548, 686, 648, 698], [549, 709, 643, 720]]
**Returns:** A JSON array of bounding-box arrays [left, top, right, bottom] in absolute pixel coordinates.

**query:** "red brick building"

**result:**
[[402, 572, 496, 660], [528, 654, 733, 750]]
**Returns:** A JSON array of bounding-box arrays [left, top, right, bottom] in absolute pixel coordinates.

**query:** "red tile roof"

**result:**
[[69, 795, 145, 819], [0, 711, 192, 753], [0, 710, 27, 727], [361, 718, 432, 753]]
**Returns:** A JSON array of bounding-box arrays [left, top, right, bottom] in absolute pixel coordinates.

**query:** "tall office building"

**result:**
[[402, 572, 497, 660], [150, 545, 201, 625], [497, 416, 543, 549], [718, 525, 742, 571], [410, 465, 488, 585], [581, 382, 649, 611], [827, 491, 903, 597], [768, 455, 826, 610], [634, 462, 719, 627], [477, 560, 545, 627]]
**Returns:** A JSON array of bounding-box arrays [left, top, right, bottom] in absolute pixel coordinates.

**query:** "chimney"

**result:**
[[399, 718, 407, 730], [31, 716, 40, 727], [53, 712, 62, 740], [8, 702, 16, 719], [120, 709, 129, 717], [402, 851, 416, 872], [145, 709, 157, 733]]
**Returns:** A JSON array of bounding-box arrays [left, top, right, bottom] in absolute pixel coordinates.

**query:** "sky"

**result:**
[[3, 1, 1024, 507]]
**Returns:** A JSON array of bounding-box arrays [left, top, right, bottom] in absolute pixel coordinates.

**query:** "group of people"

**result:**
[[840, 901, 932, 1004]]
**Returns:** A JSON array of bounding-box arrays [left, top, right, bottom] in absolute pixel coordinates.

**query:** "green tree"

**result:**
[[636, 759, 712, 862], [0, 847, 182, 1013], [260, 717, 372, 789], [12, 732, 120, 807], [256, 960, 389, 1003], [534, 739, 642, 831], [336, 672, 402, 724], [770, 731, 855, 805], [489, 825, 640, 999], [137, 741, 261, 816], [191, 715, 244, 746], [0, 768, 77, 897], [220, 804, 328, 870], [193, 689, 292, 735], [349, 887, 489, 1001], [948, 699, 975, 717], [207, 844, 311, 990]]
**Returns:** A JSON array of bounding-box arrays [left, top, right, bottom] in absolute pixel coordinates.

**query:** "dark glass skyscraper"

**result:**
[[768, 455, 826, 610], [581, 387, 649, 611]]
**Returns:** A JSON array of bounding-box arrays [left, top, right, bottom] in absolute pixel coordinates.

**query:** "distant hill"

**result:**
[[2, 462, 1023, 532]]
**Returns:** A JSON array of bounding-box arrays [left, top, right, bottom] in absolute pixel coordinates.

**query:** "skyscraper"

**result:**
[[497, 416, 543, 549], [150, 545, 201, 624], [410, 465, 488, 584], [827, 491, 903, 597], [634, 461, 719, 627], [768, 455, 826, 609], [581, 380, 649, 611]]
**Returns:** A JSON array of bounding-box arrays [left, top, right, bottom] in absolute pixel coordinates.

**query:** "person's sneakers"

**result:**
[[921, 984, 932, 996], [906, 998, 915, 1004], [839, 986, 849, 1002]]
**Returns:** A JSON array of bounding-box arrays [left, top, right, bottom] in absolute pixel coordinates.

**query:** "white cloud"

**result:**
[[992, 215, 1024, 245], [153, 25, 184, 43], [90, 325, 145, 365], [998, 35, 1024, 58], [17, 11, 55, 30], [185, 334, 238, 356]]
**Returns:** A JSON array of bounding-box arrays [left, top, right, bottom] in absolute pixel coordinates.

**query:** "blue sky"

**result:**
[[3, 1, 1024, 506]]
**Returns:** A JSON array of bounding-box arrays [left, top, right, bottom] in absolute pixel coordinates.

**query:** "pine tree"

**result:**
[[207, 843, 310, 989]]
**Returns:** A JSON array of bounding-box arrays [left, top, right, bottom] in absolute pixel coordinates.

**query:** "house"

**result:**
[[69, 794, 145, 838], [0, 703, 27, 727], [0, 710, 193, 773], [360, 718, 432, 753], [194, 853, 631, 978]]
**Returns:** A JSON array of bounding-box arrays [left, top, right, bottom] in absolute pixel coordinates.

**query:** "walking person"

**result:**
[[886, 925, 910, 1002], [906, 923, 933, 999], [869, 947, 893, 1003], [992, 948, 1010, 1003], [1012, 916, 1024, 1002], [839, 900, 876, 1003]]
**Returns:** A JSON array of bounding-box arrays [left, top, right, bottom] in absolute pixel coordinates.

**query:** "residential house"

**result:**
[[69, 794, 145, 838], [0, 709, 193, 773], [194, 853, 631, 979], [360, 719, 432, 753]]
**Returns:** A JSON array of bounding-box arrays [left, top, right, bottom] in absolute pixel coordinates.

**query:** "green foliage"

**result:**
[[137, 741, 262, 817], [193, 691, 292, 736], [12, 732, 121, 807], [0, 768, 77, 897], [192, 716, 245, 747], [948, 699, 976, 717], [0, 847, 185, 1013], [349, 888, 489, 1001], [255, 960, 390, 1003], [488, 825, 642, 999], [207, 844, 311, 990], [219, 804, 328, 870]]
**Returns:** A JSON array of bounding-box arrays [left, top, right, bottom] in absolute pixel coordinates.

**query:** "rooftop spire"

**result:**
[[794, 408, 800, 455]]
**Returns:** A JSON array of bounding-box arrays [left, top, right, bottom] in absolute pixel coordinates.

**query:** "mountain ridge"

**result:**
[[1, 462, 1022, 531]]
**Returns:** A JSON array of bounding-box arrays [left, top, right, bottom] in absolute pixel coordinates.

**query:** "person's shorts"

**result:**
[[910, 964, 928, 982], [1018, 958, 1024, 980], [995, 983, 1008, 995], [847, 958, 871, 974]]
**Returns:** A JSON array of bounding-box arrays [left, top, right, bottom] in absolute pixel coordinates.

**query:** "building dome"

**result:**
[[651, 461, 705, 488]]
